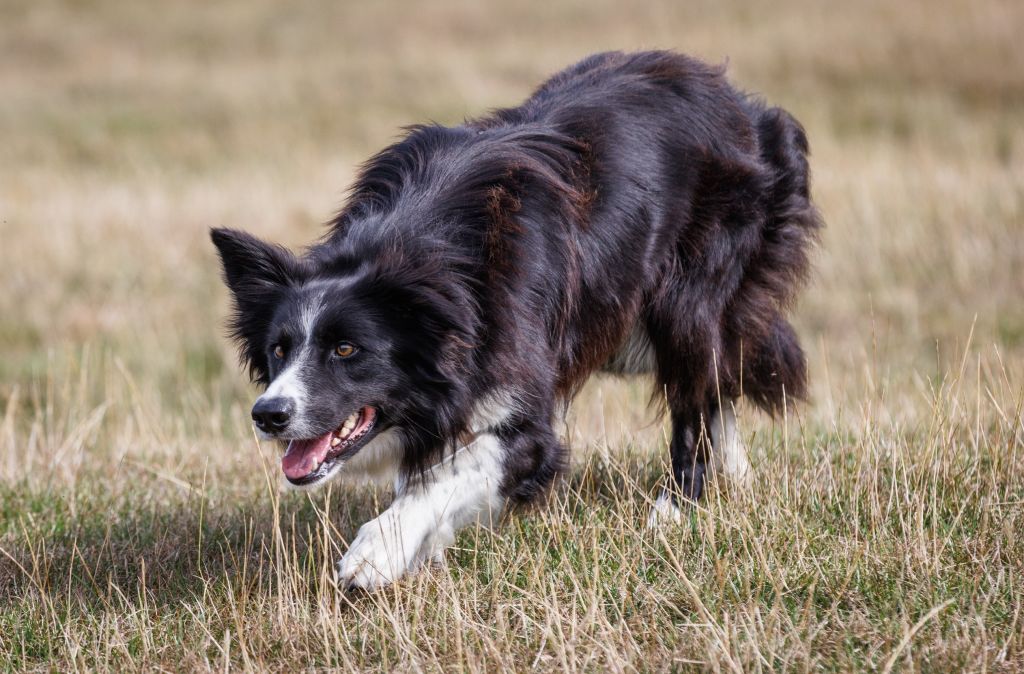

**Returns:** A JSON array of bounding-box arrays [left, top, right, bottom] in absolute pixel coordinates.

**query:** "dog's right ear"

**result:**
[[210, 228, 298, 296], [210, 228, 299, 383]]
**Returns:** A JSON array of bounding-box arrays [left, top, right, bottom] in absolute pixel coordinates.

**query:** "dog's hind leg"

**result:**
[[646, 401, 711, 528], [642, 282, 721, 526], [709, 401, 751, 488], [643, 273, 756, 525], [646, 398, 751, 526]]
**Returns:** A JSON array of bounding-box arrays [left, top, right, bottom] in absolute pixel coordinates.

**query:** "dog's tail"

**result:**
[[756, 106, 821, 306], [735, 107, 822, 415], [741, 315, 808, 415]]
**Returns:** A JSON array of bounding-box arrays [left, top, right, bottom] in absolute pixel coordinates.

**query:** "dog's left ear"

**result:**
[[210, 228, 300, 382]]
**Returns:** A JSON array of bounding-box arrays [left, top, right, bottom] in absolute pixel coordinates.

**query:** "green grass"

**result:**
[[1, 351, 1020, 670]]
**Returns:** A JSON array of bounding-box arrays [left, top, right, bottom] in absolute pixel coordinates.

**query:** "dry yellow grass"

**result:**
[[1, 0, 1022, 671]]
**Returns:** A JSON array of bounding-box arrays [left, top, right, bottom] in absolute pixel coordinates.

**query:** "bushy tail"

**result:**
[[738, 107, 822, 415], [743, 316, 808, 415], [756, 106, 822, 308]]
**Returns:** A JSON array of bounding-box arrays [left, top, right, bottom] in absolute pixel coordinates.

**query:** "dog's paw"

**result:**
[[715, 441, 752, 489], [721, 461, 752, 491], [646, 490, 684, 530], [335, 503, 440, 590], [335, 513, 426, 591]]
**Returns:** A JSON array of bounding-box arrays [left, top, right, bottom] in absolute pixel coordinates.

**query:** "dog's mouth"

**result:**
[[280, 406, 378, 485]]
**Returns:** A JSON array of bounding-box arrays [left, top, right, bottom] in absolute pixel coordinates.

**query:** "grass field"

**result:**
[[2, 0, 1023, 670]]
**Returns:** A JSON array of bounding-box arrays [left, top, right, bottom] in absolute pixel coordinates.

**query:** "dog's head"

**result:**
[[211, 227, 475, 488]]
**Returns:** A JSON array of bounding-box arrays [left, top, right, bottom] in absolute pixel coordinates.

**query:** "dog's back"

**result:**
[[472, 51, 820, 415]]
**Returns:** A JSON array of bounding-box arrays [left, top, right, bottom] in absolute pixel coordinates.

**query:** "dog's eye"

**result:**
[[273, 344, 285, 359], [334, 342, 357, 358]]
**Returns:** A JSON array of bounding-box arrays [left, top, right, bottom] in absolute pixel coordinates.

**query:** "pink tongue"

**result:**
[[282, 432, 333, 480]]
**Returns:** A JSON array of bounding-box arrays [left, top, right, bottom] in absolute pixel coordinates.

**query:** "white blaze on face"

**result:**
[[253, 290, 326, 439], [259, 355, 305, 403]]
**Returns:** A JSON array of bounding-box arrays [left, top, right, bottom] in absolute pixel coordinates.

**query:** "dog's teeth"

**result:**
[[310, 459, 319, 471], [336, 412, 359, 441], [331, 436, 341, 447]]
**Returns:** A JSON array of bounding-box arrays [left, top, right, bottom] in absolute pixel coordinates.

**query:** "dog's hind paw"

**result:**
[[645, 490, 684, 530]]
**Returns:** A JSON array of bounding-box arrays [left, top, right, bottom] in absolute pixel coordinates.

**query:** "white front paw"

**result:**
[[335, 513, 426, 591]]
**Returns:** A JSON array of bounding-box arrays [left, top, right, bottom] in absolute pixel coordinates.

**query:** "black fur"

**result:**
[[213, 50, 820, 503]]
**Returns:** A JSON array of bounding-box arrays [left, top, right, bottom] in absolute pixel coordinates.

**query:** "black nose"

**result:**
[[251, 397, 294, 434]]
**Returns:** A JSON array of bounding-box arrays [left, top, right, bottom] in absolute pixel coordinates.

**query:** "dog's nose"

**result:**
[[251, 397, 294, 434]]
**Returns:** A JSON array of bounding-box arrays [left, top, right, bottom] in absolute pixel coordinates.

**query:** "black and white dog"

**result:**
[[212, 51, 819, 589]]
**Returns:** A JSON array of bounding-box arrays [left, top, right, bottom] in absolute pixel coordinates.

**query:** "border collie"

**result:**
[[212, 51, 820, 589]]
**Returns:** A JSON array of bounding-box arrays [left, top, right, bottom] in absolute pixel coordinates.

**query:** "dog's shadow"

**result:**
[[0, 453, 662, 611], [0, 480, 386, 610]]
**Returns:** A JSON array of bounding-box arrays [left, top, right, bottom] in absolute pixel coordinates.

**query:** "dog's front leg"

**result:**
[[336, 432, 506, 590]]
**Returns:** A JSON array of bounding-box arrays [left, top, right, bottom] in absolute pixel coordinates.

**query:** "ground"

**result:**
[[1, 0, 1022, 671]]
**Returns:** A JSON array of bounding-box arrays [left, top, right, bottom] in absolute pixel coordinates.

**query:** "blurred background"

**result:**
[[0, 0, 1021, 470]]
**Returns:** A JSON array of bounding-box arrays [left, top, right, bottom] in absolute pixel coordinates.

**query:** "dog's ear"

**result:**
[[210, 228, 299, 383], [210, 228, 297, 296]]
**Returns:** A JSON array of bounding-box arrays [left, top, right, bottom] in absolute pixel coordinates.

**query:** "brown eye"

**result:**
[[335, 342, 356, 358], [273, 345, 285, 359]]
